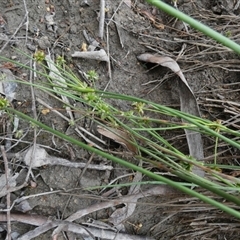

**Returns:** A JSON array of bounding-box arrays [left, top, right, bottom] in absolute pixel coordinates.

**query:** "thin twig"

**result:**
[[0, 212, 48, 226], [0, 12, 27, 53], [36, 98, 70, 122], [103, 24, 112, 91], [102, 1, 126, 89], [100, 173, 134, 195], [24, 56, 37, 182], [99, 0, 105, 39], [76, 126, 106, 145], [106, 0, 124, 24], [37, 98, 106, 147], [0, 128, 30, 158], [114, 16, 124, 48], [13, 218, 155, 240], [60, 154, 95, 221], [0, 189, 62, 213], [22, 0, 29, 45], [1, 146, 11, 240], [78, 153, 95, 180], [74, 127, 105, 150]]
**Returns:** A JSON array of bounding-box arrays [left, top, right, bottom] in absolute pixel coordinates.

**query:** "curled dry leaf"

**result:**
[[97, 125, 138, 154], [0, 67, 17, 101], [137, 53, 204, 177], [71, 49, 109, 62]]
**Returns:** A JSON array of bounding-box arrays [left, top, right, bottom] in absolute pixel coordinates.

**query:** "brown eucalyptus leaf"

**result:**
[[97, 125, 137, 154], [137, 53, 204, 177], [137, 54, 191, 90]]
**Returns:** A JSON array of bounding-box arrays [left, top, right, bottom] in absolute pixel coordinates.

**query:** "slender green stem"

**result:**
[[98, 91, 240, 149], [145, 0, 240, 54], [6, 107, 240, 219]]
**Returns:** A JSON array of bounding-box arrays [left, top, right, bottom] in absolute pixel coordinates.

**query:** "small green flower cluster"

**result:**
[[0, 97, 9, 109]]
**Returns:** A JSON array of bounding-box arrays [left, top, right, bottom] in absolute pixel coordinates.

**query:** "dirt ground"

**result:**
[[1, 0, 240, 239]]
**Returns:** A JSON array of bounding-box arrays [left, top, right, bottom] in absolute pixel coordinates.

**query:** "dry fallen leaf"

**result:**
[[23, 145, 113, 170], [41, 108, 50, 115], [97, 125, 138, 154], [137, 53, 204, 177], [109, 170, 142, 230]]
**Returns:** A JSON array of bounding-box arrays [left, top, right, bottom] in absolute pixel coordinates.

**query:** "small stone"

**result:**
[[37, 36, 51, 49]]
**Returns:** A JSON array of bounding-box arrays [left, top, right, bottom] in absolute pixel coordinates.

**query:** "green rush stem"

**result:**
[[6, 107, 240, 219], [174, 170, 240, 204], [99, 91, 240, 149], [145, 0, 240, 54], [214, 135, 219, 166]]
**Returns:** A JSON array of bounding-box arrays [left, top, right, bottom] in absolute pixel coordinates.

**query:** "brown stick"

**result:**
[[0, 213, 48, 226], [1, 145, 11, 240]]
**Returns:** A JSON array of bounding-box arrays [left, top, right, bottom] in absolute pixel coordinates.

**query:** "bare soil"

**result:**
[[1, 0, 240, 239]]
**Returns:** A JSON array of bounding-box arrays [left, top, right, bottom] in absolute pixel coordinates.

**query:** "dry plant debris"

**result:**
[[137, 53, 204, 176], [0, 0, 240, 239]]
